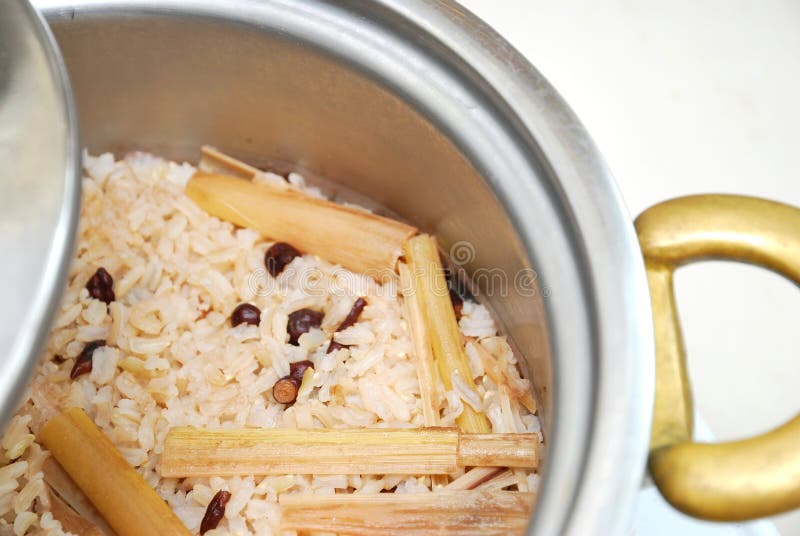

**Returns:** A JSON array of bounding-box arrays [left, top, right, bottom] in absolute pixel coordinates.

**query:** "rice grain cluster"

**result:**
[[0, 152, 541, 535]]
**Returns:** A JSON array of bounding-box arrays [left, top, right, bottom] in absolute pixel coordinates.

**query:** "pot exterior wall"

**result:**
[[39, 1, 655, 533]]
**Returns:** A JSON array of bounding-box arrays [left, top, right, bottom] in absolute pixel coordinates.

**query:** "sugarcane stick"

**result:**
[[186, 172, 417, 276], [39, 408, 191, 536], [161, 427, 538, 477], [279, 491, 535, 536], [403, 234, 490, 433]]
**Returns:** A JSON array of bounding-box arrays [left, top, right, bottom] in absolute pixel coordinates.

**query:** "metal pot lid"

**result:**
[[0, 1, 80, 426]]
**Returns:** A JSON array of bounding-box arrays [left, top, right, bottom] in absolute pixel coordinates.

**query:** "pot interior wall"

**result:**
[[49, 11, 551, 457]]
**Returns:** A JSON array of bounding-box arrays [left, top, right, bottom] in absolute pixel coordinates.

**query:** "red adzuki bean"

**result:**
[[86, 267, 115, 304], [230, 303, 261, 327], [200, 490, 231, 534], [324, 297, 368, 354], [287, 308, 324, 345], [289, 360, 314, 383], [70, 340, 105, 379], [264, 242, 301, 277], [273, 377, 300, 404]]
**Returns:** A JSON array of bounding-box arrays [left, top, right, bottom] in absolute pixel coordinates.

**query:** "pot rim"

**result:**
[[0, 1, 81, 428], [35, 0, 655, 533]]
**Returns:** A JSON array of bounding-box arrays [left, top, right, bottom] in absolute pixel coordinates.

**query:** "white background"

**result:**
[[457, 1, 800, 534]]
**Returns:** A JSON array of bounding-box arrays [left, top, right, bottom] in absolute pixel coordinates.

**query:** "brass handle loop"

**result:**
[[637, 194, 800, 521]]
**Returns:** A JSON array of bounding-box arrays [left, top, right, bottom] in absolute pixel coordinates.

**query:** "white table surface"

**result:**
[[457, 1, 800, 534]]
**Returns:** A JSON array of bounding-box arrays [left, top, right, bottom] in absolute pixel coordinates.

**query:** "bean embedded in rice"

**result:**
[[0, 151, 542, 535]]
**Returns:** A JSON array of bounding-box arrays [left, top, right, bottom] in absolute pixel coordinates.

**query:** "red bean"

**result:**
[[230, 303, 261, 327], [264, 242, 301, 277], [326, 340, 348, 354], [273, 376, 301, 404], [323, 298, 367, 354], [336, 297, 367, 332], [287, 308, 324, 345], [86, 267, 115, 304], [200, 490, 231, 534], [70, 340, 105, 379], [289, 360, 314, 383]]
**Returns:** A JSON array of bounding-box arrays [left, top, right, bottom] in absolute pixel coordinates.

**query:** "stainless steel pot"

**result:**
[[22, 0, 800, 532], [31, 0, 655, 533]]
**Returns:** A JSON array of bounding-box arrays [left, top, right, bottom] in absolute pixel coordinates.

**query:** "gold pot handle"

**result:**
[[636, 194, 800, 521]]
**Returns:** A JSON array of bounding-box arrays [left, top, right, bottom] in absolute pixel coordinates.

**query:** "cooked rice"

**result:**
[[0, 151, 541, 535]]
